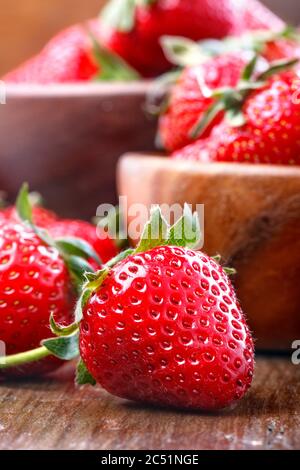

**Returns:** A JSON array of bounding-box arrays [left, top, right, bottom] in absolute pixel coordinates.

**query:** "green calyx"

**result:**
[[75, 204, 202, 324], [160, 36, 211, 68], [100, 0, 157, 33], [89, 31, 140, 81], [191, 55, 299, 139], [16, 183, 100, 286]]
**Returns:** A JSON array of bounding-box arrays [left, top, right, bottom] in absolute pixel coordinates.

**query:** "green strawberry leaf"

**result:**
[[91, 34, 140, 81], [66, 255, 95, 284], [101, 0, 136, 32], [16, 183, 55, 246], [75, 267, 110, 323], [101, 0, 157, 32], [135, 206, 169, 253], [190, 99, 225, 139], [76, 359, 96, 386], [16, 183, 33, 224], [167, 204, 202, 249], [224, 267, 237, 276], [55, 237, 102, 265], [160, 36, 210, 67], [241, 54, 258, 81], [106, 248, 135, 268], [49, 313, 79, 337], [258, 57, 299, 81], [42, 331, 79, 360]]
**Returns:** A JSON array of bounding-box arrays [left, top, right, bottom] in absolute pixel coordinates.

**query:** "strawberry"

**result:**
[[0, 185, 103, 377], [242, 0, 285, 32], [173, 68, 300, 165], [0, 206, 254, 409], [0, 221, 75, 377], [158, 53, 248, 152], [4, 21, 139, 84], [100, 0, 245, 77], [77, 207, 254, 410]]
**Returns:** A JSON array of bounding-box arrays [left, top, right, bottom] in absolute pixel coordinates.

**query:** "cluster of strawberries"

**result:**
[[157, 21, 300, 165], [0, 187, 254, 411], [4, 0, 284, 82]]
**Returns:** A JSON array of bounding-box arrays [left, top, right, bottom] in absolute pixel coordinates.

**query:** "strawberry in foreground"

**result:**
[[1, 206, 255, 410], [0, 185, 104, 377], [173, 59, 300, 165], [4, 22, 139, 84]]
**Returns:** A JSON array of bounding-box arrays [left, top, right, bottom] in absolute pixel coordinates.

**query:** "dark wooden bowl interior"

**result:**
[[0, 82, 157, 219]]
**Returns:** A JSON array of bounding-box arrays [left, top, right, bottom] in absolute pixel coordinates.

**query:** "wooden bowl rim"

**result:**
[[3, 81, 153, 99], [119, 153, 300, 178]]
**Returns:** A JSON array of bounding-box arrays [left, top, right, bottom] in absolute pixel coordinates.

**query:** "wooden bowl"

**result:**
[[118, 154, 300, 350], [0, 83, 156, 219]]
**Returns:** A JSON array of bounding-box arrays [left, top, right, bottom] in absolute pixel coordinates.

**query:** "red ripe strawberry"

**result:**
[[4, 21, 139, 84], [1, 206, 254, 408], [0, 222, 75, 377], [100, 0, 245, 77], [242, 0, 285, 32], [4, 23, 99, 84], [80, 245, 254, 410], [0, 185, 104, 377], [159, 53, 247, 152], [75, 207, 254, 410], [173, 70, 300, 165], [49, 219, 118, 265]]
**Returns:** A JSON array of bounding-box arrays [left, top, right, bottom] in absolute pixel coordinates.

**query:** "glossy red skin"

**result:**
[[48, 219, 118, 264], [242, 0, 285, 31], [173, 71, 300, 165], [0, 222, 75, 377], [100, 0, 244, 77], [159, 53, 247, 152], [80, 246, 254, 410], [3, 22, 101, 84]]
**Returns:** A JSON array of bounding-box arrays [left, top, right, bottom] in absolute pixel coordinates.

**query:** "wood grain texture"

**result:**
[[118, 156, 300, 350], [0, 357, 299, 450]]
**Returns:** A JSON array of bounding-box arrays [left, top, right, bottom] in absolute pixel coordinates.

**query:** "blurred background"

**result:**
[[0, 0, 299, 76]]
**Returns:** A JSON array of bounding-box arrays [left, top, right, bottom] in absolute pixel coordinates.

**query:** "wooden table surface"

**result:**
[[0, 356, 299, 450]]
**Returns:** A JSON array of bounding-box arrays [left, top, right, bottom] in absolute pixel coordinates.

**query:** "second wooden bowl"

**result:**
[[118, 154, 300, 350]]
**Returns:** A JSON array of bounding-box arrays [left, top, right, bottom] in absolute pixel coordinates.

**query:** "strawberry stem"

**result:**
[[0, 346, 50, 369]]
